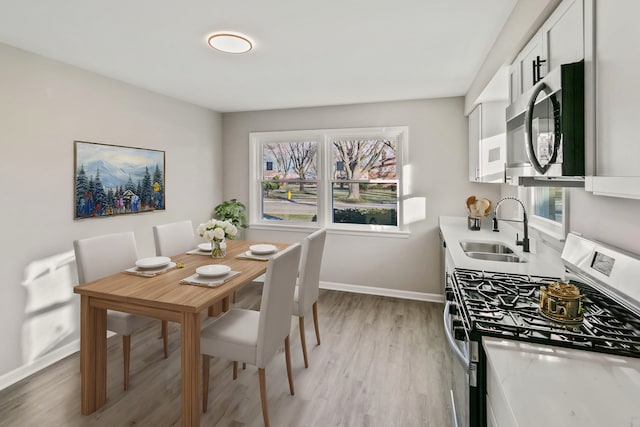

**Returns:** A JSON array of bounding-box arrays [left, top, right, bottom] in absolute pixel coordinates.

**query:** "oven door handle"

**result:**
[[443, 302, 470, 371]]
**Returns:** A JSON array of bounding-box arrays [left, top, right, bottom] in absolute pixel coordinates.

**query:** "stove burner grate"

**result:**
[[453, 268, 640, 358]]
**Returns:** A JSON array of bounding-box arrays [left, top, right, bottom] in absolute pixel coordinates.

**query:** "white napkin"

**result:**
[[179, 271, 240, 287], [125, 262, 177, 277], [235, 251, 274, 261], [186, 248, 212, 256]]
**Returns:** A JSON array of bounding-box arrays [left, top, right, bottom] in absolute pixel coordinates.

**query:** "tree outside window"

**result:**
[[251, 127, 406, 231]]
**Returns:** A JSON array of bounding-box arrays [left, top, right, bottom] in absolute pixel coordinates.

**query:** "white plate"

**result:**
[[198, 242, 212, 251], [196, 264, 231, 278], [135, 256, 171, 269], [249, 244, 277, 255]]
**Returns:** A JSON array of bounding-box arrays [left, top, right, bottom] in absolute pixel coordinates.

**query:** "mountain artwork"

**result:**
[[74, 141, 165, 219]]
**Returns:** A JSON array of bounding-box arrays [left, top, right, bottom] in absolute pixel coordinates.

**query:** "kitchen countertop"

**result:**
[[483, 337, 640, 427], [439, 216, 565, 277]]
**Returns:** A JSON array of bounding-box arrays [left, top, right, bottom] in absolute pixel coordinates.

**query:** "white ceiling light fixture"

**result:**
[[207, 32, 253, 54]]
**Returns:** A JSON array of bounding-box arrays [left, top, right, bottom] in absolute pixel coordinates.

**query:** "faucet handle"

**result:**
[[516, 233, 523, 246]]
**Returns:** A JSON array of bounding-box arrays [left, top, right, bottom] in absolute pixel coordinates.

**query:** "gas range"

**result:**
[[444, 232, 640, 427], [451, 268, 640, 358]]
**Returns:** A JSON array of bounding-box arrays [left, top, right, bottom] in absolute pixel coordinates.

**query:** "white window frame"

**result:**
[[249, 126, 408, 236], [518, 186, 569, 242]]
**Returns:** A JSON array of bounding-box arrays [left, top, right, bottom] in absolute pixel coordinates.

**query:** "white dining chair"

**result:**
[[292, 228, 326, 368], [247, 229, 326, 368], [152, 220, 196, 257], [200, 243, 302, 427], [152, 220, 196, 356], [73, 231, 169, 390]]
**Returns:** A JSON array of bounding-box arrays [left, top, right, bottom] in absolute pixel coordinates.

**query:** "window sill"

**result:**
[[249, 223, 410, 239]]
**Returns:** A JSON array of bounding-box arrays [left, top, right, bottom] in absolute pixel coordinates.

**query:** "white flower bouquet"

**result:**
[[197, 219, 238, 257]]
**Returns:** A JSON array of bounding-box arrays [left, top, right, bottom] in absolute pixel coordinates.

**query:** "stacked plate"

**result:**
[[135, 256, 171, 270], [249, 244, 277, 255], [198, 242, 212, 252], [196, 264, 231, 278]]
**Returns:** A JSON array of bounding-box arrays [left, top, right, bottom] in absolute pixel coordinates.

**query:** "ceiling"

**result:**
[[0, 0, 517, 113]]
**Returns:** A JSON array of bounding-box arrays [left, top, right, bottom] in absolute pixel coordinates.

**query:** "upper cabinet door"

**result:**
[[594, 0, 640, 177], [468, 102, 507, 183], [515, 34, 544, 100], [541, 0, 584, 71], [509, 0, 584, 106], [468, 104, 481, 182]]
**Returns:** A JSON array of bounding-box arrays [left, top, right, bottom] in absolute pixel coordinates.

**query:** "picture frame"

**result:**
[[74, 140, 165, 219]]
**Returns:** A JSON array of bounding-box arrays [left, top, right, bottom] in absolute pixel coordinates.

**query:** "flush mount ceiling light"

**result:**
[[207, 33, 253, 54]]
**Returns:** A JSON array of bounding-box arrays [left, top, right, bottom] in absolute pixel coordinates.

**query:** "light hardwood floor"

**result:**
[[0, 286, 453, 426]]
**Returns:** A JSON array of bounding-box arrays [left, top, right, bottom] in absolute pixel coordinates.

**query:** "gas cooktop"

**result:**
[[452, 268, 640, 358]]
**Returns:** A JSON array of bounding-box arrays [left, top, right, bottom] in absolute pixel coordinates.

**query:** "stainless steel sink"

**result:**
[[464, 251, 525, 263], [459, 241, 515, 254]]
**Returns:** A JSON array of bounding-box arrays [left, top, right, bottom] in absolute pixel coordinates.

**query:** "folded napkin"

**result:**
[[186, 248, 212, 256], [180, 271, 240, 288], [236, 251, 274, 261], [125, 262, 177, 277]]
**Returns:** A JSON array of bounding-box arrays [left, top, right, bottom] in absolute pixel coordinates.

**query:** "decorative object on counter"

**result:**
[[465, 196, 492, 230], [197, 219, 237, 258], [539, 282, 583, 324]]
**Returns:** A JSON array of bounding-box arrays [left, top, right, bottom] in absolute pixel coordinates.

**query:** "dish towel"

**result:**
[[180, 271, 240, 288], [124, 262, 177, 277]]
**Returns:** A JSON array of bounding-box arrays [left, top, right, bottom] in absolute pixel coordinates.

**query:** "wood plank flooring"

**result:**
[[0, 285, 453, 426]]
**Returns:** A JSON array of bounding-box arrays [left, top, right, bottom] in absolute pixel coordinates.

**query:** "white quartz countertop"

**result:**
[[483, 337, 640, 427], [439, 216, 565, 277]]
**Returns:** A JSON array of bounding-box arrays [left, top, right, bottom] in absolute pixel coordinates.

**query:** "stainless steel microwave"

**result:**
[[505, 60, 584, 187]]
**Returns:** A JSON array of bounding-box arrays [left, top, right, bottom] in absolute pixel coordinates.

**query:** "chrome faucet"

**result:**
[[492, 197, 530, 253]]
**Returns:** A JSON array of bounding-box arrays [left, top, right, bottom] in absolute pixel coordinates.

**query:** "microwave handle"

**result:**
[[524, 82, 561, 174]]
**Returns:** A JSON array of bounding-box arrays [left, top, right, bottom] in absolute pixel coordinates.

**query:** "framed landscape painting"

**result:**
[[74, 141, 165, 219]]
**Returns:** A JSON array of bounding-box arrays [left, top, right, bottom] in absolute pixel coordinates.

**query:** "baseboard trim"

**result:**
[[320, 281, 444, 303], [0, 339, 80, 391]]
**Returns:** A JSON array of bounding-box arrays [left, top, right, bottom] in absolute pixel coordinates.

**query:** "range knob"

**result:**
[[454, 327, 467, 341], [452, 320, 463, 329], [448, 303, 458, 315], [445, 290, 455, 301]]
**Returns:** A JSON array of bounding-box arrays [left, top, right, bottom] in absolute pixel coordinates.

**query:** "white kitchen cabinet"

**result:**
[[469, 102, 507, 183], [509, 33, 543, 104], [469, 104, 481, 182], [541, 0, 584, 71], [584, 0, 640, 199], [509, 0, 583, 105]]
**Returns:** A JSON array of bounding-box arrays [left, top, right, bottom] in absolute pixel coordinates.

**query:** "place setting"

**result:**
[[236, 244, 278, 261], [124, 256, 177, 277], [179, 264, 240, 288], [186, 242, 219, 256]]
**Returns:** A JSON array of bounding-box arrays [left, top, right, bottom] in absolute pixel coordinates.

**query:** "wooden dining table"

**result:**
[[73, 239, 287, 426]]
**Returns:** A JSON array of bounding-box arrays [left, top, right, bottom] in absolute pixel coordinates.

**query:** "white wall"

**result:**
[[221, 99, 501, 297], [0, 43, 222, 377], [568, 189, 640, 255]]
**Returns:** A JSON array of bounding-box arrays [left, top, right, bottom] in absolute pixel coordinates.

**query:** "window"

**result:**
[[520, 186, 568, 240], [250, 127, 407, 233], [260, 140, 318, 222]]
